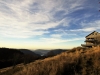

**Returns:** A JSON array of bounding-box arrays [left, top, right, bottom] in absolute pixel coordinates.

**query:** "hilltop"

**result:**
[[0, 46, 100, 75], [44, 49, 68, 57]]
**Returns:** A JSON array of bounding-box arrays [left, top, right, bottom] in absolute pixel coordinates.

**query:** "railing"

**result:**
[[81, 43, 94, 47], [86, 35, 97, 38], [85, 39, 96, 42]]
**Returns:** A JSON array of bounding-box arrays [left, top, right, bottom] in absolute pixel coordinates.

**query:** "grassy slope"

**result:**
[[1, 46, 100, 75]]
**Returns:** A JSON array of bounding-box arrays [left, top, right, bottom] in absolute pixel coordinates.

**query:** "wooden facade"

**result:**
[[81, 31, 100, 48]]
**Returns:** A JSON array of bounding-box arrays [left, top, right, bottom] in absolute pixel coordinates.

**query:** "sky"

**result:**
[[0, 0, 100, 50]]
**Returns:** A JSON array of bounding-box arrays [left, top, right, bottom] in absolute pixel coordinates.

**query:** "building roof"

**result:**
[[85, 31, 99, 38]]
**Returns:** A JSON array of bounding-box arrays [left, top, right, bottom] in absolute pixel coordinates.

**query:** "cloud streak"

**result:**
[[41, 37, 84, 44], [0, 0, 87, 38], [0, 0, 100, 49]]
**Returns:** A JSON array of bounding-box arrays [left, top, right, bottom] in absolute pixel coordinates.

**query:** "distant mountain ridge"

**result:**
[[44, 49, 69, 57], [19, 49, 40, 56], [34, 49, 69, 56], [33, 49, 50, 56]]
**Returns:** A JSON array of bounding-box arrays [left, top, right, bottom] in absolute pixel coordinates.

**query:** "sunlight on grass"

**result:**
[[1, 45, 100, 75]]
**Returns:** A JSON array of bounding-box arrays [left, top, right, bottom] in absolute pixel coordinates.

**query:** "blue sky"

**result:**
[[0, 0, 100, 50]]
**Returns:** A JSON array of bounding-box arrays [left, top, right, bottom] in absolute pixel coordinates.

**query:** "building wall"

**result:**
[[86, 32, 100, 46], [96, 34, 100, 45]]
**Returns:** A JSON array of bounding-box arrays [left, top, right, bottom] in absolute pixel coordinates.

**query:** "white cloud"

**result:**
[[82, 20, 100, 28], [69, 28, 96, 32], [50, 34, 62, 38], [66, 19, 100, 33], [80, 20, 100, 32], [41, 37, 84, 44], [54, 29, 77, 36], [0, 0, 86, 38]]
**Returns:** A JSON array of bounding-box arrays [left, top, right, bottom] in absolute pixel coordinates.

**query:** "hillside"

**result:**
[[0, 48, 24, 69], [0, 48, 41, 69], [0, 46, 100, 75], [34, 49, 68, 56], [33, 49, 50, 56], [19, 49, 40, 56], [0, 48, 23, 59], [44, 49, 68, 57]]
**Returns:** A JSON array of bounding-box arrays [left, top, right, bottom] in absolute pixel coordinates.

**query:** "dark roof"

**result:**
[[85, 31, 98, 38]]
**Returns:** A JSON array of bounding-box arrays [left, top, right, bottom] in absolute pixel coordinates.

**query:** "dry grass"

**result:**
[[1, 46, 100, 75]]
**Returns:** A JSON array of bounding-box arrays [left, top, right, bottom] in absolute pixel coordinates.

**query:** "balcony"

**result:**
[[81, 43, 94, 47], [85, 39, 96, 42]]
